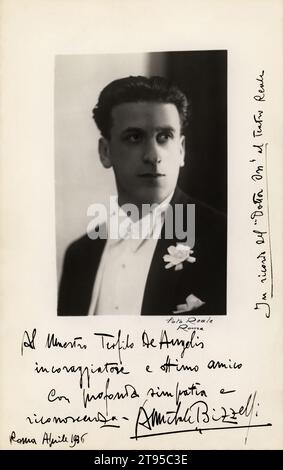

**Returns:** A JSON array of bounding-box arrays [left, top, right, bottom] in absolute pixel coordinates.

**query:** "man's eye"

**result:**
[[124, 133, 142, 143], [156, 132, 173, 144]]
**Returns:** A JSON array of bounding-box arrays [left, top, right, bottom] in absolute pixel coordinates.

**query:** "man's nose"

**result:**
[[143, 139, 161, 165]]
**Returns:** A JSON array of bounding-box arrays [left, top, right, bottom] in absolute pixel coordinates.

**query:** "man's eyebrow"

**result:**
[[155, 126, 176, 133], [121, 127, 144, 134], [121, 126, 176, 134]]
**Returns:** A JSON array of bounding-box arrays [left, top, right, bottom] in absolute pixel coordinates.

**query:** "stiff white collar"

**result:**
[[107, 192, 173, 250]]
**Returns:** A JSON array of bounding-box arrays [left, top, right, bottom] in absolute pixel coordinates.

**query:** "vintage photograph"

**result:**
[[55, 51, 227, 316], [1, 0, 282, 459]]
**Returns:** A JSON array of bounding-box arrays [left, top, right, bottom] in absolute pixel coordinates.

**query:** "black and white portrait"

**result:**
[[2, 0, 282, 456], [56, 51, 227, 316]]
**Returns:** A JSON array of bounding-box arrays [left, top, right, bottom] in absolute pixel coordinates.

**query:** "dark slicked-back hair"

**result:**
[[92, 75, 190, 139]]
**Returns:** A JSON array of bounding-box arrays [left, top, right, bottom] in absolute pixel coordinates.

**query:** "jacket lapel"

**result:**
[[141, 188, 194, 315]]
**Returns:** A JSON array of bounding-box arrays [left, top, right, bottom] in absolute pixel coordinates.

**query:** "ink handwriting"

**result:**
[[250, 70, 273, 316], [14, 326, 272, 447]]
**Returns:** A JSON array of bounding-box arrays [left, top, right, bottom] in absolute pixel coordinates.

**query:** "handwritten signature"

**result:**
[[132, 391, 271, 441]]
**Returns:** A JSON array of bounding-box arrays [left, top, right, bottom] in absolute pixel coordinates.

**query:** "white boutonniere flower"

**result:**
[[163, 243, 196, 271]]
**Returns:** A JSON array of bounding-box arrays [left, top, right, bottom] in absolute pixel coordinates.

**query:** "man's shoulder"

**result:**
[[64, 231, 106, 259], [171, 187, 226, 224], [66, 233, 91, 252]]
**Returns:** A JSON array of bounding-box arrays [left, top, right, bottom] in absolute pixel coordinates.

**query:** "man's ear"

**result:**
[[179, 135, 186, 167], [98, 138, 112, 169]]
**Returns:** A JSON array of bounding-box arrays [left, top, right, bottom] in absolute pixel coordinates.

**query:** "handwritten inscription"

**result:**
[[12, 326, 271, 448], [134, 391, 258, 439], [253, 71, 265, 102], [9, 430, 88, 448], [250, 70, 273, 317]]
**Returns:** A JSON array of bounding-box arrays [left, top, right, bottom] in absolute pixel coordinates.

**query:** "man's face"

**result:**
[[99, 101, 185, 207]]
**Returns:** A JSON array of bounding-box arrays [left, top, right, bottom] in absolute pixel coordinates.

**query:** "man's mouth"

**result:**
[[138, 173, 165, 178]]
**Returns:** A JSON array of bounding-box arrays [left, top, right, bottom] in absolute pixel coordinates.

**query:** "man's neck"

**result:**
[[117, 192, 174, 222]]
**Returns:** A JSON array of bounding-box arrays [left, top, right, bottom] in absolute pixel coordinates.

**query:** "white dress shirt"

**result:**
[[88, 193, 173, 315]]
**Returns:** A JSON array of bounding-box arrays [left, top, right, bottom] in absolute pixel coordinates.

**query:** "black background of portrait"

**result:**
[[151, 50, 227, 214]]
